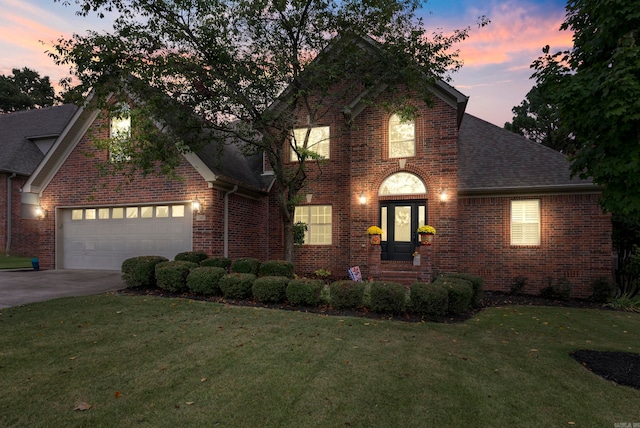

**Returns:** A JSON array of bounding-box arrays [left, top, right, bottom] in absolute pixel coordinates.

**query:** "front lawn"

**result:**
[[0, 294, 638, 427], [0, 255, 32, 270]]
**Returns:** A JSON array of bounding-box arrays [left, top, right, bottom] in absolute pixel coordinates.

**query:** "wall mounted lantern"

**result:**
[[35, 205, 47, 219], [192, 196, 202, 214], [439, 189, 448, 204], [359, 193, 367, 205]]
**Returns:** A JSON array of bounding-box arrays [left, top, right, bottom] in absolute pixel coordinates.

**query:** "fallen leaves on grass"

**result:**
[[73, 402, 92, 411]]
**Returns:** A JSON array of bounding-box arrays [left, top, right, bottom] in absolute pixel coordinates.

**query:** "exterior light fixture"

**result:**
[[192, 196, 202, 214], [35, 205, 47, 219], [359, 193, 367, 205], [439, 189, 448, 204]]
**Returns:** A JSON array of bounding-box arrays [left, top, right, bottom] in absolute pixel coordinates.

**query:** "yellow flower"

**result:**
[[366, 225, 383, 235], [417, 225, 436, 235]]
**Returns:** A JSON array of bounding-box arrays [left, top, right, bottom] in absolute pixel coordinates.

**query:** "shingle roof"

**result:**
[[0, 105, 78, 175], [458, 114, 593, 193]]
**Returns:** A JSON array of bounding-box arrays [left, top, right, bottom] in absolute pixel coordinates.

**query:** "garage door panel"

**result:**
[[61, 205, 192, 270]]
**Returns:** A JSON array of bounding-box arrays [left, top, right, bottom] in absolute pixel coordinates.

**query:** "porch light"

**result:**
[[192, 196, 202, 214], [439, 189, 448, 203], [359, 193, 367, 205]]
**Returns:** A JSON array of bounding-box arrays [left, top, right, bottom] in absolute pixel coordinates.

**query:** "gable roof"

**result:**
[[0, 105, 78, 175], [458, 114, 597, 194]]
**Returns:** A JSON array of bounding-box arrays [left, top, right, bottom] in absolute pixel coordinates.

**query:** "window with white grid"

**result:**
[[511, 200, 540, 246], [291, 126, 330, 161], [389, 113, 415, 158], [294, 205, 332, 245]]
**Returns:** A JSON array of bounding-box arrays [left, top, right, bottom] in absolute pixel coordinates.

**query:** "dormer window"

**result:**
[[388, 113, 415, 158], [110, 104, 131, 162], [290, 126, 330, 162]]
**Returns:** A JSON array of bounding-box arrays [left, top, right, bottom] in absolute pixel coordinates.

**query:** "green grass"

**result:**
[[1, 295, 639, 427], [0, 255, 33, 269]]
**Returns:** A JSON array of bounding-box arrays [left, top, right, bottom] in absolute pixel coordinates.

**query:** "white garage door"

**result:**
[[60, 204, 192, 270]]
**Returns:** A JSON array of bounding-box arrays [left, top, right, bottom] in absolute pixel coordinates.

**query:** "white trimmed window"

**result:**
[[294, 205, 332, 245], [511, 200, 540, 246], [389, 113, 415, 158], [110, 104, 131, 162], [291, 126, 330, 161]]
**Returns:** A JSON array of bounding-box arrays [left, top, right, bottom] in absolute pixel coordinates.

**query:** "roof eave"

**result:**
[[458, 183, 603, 197]]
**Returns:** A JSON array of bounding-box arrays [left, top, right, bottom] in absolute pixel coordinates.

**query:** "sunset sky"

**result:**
[[0, 0, 573, 127]]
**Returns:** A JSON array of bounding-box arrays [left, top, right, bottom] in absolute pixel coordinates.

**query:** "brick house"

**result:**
[[3, 80, 611, 298]]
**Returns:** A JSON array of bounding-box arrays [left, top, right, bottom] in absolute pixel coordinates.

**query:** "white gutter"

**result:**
[[223, 185, 239, 257], [5, 173, 16, 253]]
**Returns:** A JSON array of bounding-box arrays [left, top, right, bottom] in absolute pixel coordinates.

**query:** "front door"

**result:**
[[380, 201, 426, 261]]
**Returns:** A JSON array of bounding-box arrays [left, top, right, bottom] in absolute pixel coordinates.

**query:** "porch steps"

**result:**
[[378, 269, 420, 285]]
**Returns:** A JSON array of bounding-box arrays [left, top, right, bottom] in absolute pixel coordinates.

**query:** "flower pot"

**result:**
[[370, 234, 381, 245], [419, 233, 434, 245]]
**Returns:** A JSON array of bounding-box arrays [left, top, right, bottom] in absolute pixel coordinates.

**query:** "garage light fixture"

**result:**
[[192, 196, 202, 214]]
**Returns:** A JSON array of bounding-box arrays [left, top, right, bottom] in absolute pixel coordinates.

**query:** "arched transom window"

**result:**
[[388, 113, 415, 158], [379, 172, 426, 196]]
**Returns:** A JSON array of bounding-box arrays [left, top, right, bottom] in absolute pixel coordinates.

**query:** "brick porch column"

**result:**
[[368, 242, 381, 281], [415, 244, 432, 283]]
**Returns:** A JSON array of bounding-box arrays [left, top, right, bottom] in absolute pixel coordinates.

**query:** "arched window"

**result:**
[[388, 113, 415, 158], [379, 172, 426, 196]]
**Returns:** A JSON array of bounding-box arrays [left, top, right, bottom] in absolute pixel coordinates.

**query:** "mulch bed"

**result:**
[[119, 287, 639, 390]]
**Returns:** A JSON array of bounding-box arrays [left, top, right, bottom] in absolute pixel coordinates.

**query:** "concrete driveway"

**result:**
[[0, 269, 125, 309]]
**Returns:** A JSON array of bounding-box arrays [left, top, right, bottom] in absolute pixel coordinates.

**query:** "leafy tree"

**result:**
[[531, 0, 640, 218], [0, 67, 56, 112], [50, 0, 488, 262], [504, 83, 576, 153]]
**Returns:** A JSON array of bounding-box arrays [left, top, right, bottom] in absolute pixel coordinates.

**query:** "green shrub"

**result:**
[[155, 261, 198, 292], [368, 281, 406, 314], [259, 260, 295, 278], [510, 275, 528, 296], [121, 255, 168, 288], [590, 277, 615, 303], [329, 280, 365, 310], [606, 293, 640, 312], [219, 273, 256, 299], [252, 276, 289, 303], [443, 273, 485, 305], [187, 267, 226, 295], [231, 258, 261, 275], [200, 257, 232, 271], [409, 282, 449, 317], [174, 251, 208, 264], [435, 277, 473, 315], [286, 278, 324, 306], [540, 277, 572, 301]]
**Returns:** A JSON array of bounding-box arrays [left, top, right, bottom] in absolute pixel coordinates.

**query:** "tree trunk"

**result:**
[[282, 216, 295, 263]]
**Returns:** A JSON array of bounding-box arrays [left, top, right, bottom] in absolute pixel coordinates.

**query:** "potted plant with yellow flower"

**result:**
[[417, 225, 436, 245], [366, 225, 383, 245]]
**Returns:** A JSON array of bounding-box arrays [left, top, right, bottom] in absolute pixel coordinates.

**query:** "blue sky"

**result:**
[[0, 0, 572, 126]]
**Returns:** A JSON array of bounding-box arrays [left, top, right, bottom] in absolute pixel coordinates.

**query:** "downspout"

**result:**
[[5, 173, 16, 254], [223, 185, 238, 258]]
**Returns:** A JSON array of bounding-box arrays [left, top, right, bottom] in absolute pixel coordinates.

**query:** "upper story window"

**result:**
[[291, 126, 330, 162], [511, 200, 541, 246], [110, 104, 131, 162], [388, 113, 415, 158]]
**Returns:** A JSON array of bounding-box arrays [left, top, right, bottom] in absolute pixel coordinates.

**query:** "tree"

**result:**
[[531, 0, 640, 218], [0, 67, 56, 112], [504, 83, 576, 153], [50, 0, 488, 262]]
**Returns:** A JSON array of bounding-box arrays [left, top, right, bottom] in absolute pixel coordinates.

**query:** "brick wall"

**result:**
[[7, 175, 42, 258], [457, 193, 612, 298]]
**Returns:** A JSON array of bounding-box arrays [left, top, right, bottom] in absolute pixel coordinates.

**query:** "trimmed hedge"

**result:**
[[590, 276, 615, 303], [121, 255, 168, 288], [219, 273, 256, 299], [231, 258, 261, 275], [174, 251, 208, 264], [435, 277, 473, 315], [155, 261, 198, 293], [200, 257, 232, 271], [259, 260, 295, 278], [187, 266, 226, 295], [286, 278, 324, 306], [409, 282, 449, 317], [442, 273, 484, 306], [368, 281, 406, 314], [330, 280, 365, 310], [252, 276, 289, 303]]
